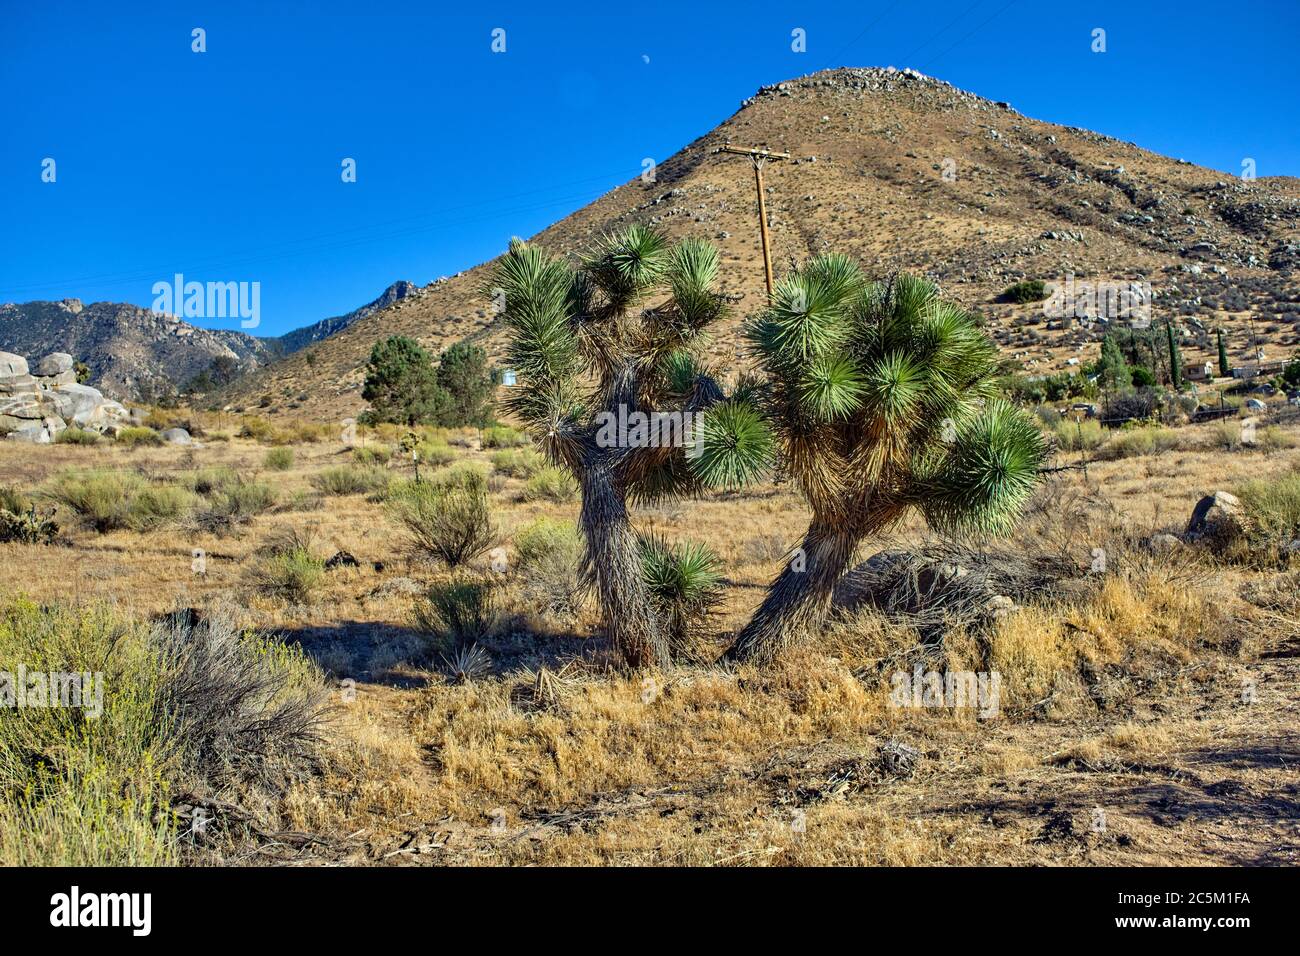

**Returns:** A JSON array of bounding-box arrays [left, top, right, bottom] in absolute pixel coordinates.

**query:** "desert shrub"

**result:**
[[513, 517, 585, 616], [352, 445, 393, 466], [311, 464, 390, 496], [416, 438, 456, 467], [491, 447, 545, 478], [481, 425, 529, 448], [1098, 427, 1180, 460], [0, 600, 175, 865], [46, 470, 193, 532], [248, 540, 325, 605], [1236, 474, 1300, 542], [523, 466, 578, 503], [386, 478, 495, 566], [55, 427, 100, 445], [263, 447, 295, 471], [1052, 418, 1106, 452], [0, 600, 329, 864], [114, 426, 163, 448], [414, 577, 499, 647], [1257, 426, 1299, 452], [1034, 406, 1061, 427], [272, 421, 332, 444], [184, 466, 238, 496], [1001, 279, 1048, 303], [192, 477, 278, 536], [237, 416, 275, 442], [0, 486, 32, 515], [429, 461, 490, 492], [150, 610, 328, 794]]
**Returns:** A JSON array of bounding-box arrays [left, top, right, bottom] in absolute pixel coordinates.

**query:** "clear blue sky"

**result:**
[[2, 0, 1296, 337]]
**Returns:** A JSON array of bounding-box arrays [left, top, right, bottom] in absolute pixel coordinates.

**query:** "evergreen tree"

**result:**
[[362, 335, 450, 425], [435, 340, 495, 427], [1098, 332, 1132, 391], [1165, 319, 1183, 390], [1217, 329, 1230, 377]]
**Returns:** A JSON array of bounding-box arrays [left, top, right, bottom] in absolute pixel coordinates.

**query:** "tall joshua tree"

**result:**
[[490, 226, 771, 666], [726, 261, 1047, 663]]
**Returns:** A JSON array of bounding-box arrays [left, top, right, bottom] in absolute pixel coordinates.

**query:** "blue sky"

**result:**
[[2, 0, 1296, 337]]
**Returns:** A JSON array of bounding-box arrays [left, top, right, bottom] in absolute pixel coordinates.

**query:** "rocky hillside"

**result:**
[[0, 299, 276, 403], [275, 280, 419, 355], [224, 66, 1296, 420]]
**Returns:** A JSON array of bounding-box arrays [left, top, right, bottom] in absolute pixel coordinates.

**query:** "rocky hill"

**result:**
[[275, 280, 419, 355], [219, 68, 1300, 418], [0, 299, 276, 403]]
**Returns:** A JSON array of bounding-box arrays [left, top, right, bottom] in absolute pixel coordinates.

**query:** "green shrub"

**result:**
[[46, 471, 193, 532], [513, 517, 585, 616], [481, 425, 529, 448], [386, 478, 496, 566], [114, 426, 163, 448], [1001, 279, 1048, 304], [263, 447, 295, 471], [491, 448, 545, 478], [185, 466, 240, 495], [250, 544, 325, 604], [416, 438, 456, 467], [311, 464, 390, 496], [1097, 427, 1180, 460], [414, 577, 499, 646], [0, 507, 58, 545], [0, 486, 32, 516], [192, 477, 278, 535], [55, 427, 100, 445], [1236, 474, 1300, 542], [429, 461, 490, 492], [523, 466, 578, 503], [1052, 418, 1106, 453], [352, 445, 393, 466], [237, 416, 275, 442], [0, 600, 328, 865]]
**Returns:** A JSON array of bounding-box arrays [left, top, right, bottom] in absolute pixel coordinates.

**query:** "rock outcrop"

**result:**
[[0, 350, 131, 443]]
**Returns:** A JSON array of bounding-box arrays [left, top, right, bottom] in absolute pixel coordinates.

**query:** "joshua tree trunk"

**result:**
[[725, 518, 860, 664], [579, 456, 671, 667]]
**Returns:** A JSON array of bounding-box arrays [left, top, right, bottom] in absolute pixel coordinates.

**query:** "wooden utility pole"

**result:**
[[714, 144, 790, 298]]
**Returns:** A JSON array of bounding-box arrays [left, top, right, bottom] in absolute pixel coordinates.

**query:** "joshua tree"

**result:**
[[490, 226, 771, 666], [726, 262, 1047, 663]]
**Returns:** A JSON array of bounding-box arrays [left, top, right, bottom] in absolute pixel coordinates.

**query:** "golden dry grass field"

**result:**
[[1, 409, 1297, 867]]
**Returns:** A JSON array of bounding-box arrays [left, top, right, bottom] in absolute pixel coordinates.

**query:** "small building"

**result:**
[[1185, 361, 1215, 381], [501, 369, 518, 387]]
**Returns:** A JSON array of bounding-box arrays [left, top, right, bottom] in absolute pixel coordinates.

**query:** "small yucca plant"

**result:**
[[638, 534, 725, 660], [726, 266, 1047, 662], [442, 642, 493, 684]]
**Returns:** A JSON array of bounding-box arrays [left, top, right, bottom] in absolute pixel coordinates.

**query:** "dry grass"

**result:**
[[2, 411, 1298, 866]]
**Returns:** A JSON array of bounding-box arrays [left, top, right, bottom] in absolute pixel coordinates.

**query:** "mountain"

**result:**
[[0, 298, 277, 403], [218, 68, 1300, 418], [275, 280, 419, 355]]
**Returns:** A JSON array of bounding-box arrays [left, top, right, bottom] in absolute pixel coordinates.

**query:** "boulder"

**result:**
[[34, 352, 74, 376], [1185, 491, 1244, 539], [0, 395, 50, 420], [1146, 533, 1183, 553], [160, 427, 192, 445], [0, 352, 30, 380]]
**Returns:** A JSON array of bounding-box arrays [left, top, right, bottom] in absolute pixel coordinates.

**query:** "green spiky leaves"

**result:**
[[689, 398, 773, 490], [918, 399, 1047, 536], [799, 354, 866, 419]]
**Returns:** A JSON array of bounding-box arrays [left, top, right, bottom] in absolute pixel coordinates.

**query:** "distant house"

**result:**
[[1185, 361, 1214, 381], [501, 369, 518, 387]]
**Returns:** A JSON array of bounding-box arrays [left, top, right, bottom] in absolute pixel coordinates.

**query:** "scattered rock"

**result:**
[[160, 427, 192, 445], [325, 550, 360, 570], [1185, 491, 1244, 539], [1146, 533, 1183, 553]]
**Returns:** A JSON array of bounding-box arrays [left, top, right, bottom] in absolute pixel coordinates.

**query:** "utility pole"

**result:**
[[713, 144, 790, 298]]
